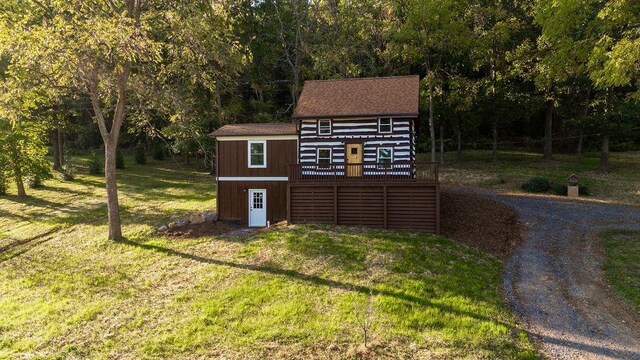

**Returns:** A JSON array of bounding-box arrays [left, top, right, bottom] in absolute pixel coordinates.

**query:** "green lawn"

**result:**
[[429, 150, 640, 206], [602, 230, 640, 315], [0, 157, 535, 359]]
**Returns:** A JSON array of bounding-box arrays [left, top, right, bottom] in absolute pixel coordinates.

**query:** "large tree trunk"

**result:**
[[439, 125, 444, 164], [492, 121, 498, 162], [89, 63, 130, 241], [428, 87, 436, 162], [576, 132, 584, 160], [57, 129, 64, 166], [543, 98, 553, 159], [52, 129, 61, 170], [104, 141, 122, 240], [456, 130, 462, 164], [10, 145, 26, 197], [600, 134, 609, 173]]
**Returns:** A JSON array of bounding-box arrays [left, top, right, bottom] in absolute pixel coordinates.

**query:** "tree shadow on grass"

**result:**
[[3, 195, 67, 210], [115, 238, 512, 329]]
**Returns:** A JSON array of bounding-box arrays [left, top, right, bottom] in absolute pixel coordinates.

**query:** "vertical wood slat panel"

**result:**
[[289, 183, 439, 233]]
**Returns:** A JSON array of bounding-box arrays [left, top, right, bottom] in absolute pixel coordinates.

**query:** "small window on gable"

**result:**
[[318, 119, 331, 135], [377, 147, 393, 169], [317, 148, 332, 168], [248, 140, 266, 168], [379, 118, 392, 133]]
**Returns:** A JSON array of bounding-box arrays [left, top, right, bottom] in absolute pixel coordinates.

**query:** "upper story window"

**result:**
[[377, 147, 393, 168], [248, 140, 266, 168], [378, 118, 392, 133], [318, 119, 331, 135], [317, 148, 332, 167]]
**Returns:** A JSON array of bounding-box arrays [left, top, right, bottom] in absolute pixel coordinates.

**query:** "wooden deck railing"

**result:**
[[288, 161, 438, 183]]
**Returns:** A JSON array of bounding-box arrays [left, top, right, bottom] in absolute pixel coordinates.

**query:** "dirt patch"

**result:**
[[440, 189, 523, 257], [164, 221, 242, 239]]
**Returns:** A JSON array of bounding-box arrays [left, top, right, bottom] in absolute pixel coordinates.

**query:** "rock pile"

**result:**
[[157, 211, 217, 232]]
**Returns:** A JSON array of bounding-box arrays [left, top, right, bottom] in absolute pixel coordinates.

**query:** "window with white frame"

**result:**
[[317, 148, 332, 168], [248, 140, 266, 168], [318, 119, 331, 135], [378, 118, 392, 133], [377, 147, 393, 169]]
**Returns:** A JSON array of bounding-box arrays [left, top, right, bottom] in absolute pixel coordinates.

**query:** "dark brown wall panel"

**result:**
[[217, 139, 297, 177], [288, 183, 439, 233], [387, 186, 437, 232], [289, 186, 334, 224], [218, 181, 288, 225]]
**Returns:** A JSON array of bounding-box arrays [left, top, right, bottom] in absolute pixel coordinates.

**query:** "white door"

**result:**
[[248, 189, 267, 227]]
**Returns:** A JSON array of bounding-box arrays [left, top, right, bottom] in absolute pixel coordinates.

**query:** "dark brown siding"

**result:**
[[289, 186, 334, 224], [289, 183, 439, 233], [218, 181, 288, 225], [337, 186, 384, 227], [217, 139, 297, 177]]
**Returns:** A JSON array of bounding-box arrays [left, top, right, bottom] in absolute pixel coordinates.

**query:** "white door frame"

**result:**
[[248, 189, 267, 227]]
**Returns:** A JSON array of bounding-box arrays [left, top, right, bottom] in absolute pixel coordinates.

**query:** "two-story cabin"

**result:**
[[211, 75, 440, 232]]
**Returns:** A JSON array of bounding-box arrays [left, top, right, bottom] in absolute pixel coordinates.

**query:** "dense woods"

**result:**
[[0, 0, 638, 238]]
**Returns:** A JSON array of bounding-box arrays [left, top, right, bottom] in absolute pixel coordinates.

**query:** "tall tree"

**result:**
[[390, 0, 473, 162]]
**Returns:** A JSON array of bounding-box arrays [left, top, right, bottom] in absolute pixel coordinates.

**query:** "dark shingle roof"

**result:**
[[209, 123, 297, 137], [293, 75, 420, 118]]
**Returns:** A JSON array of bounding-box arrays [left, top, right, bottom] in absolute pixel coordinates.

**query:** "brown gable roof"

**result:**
[[293, 75, 420, 118], [209, 123, 297, 137]]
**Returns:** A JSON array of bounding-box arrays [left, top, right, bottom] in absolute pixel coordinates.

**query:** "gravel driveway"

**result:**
[[478, 191, 640, 359]]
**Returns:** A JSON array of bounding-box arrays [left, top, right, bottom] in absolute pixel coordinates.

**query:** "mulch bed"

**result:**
[[441, 190, 523, 257], [164, 221, 242, 239]]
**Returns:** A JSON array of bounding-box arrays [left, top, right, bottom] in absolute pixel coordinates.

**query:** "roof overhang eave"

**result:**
[[293, 112, 419, 120]]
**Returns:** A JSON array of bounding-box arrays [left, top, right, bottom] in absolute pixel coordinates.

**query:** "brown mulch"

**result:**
[[441, 190, 524, 257], [164, 221, 242, 239]]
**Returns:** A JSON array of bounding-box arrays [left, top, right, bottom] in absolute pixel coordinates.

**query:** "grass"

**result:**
[[0, 156, 536, 359], [429, 150, 640, 205], [601, 230, 640, 315]]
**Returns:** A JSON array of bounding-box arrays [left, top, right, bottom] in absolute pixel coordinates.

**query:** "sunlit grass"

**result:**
[[430, 150, 640, 205], [0, 156, 536, 359]]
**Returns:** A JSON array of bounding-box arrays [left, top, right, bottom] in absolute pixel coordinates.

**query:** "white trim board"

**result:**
[[218, 177, 289, 181], [216, 135, 298, 141]]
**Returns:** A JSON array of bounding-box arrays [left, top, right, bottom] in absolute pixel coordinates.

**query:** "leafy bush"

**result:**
[[88, 151, 103, 175], [579, 184, 591, 196], [552, 183, 568, 196], [134, 144, 147, 165], [152, 143, 167, 161], [521, 176, 551, 193], [61, 164, 75, 181], [116, 149, 125, 169], [552, 183, 591, 196], [27, 176, 43, 188]]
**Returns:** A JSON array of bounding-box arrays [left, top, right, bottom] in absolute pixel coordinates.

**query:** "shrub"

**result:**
[[61, 164, 75, 181], [88, 151, 103, 175], [521, 176, 551, 193], [552, 183, 591, 196], [27, 176, 43, 188], [552, 183, 568, 196], [134, 144, 147, 165], [152, 143, 167, 161], [116, 149, 125, 169], [579, 184, 591, 196]]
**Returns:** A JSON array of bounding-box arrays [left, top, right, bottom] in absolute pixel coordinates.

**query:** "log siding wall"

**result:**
[[299, 118, 415, 164]]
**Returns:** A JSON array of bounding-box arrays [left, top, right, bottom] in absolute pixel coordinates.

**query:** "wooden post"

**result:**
[[435, 183, 441, 235], [333, 184, 338, 225], [287, 184, 291, 224], [383, 185, 388, 229]]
